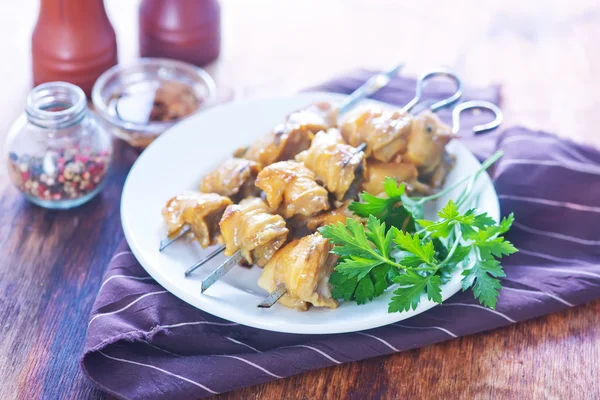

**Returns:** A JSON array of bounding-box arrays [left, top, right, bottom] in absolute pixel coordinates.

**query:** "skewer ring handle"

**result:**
[[452, 100, 503, 135], [403, 68, 463, 114]]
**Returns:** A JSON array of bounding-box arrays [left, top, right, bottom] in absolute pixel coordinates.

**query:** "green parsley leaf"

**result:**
[[329, 263, 392, 304], [383, 176, 406, 197], [418, 205, 497, 240], [393, 230, 436, 266], [335, 257, 383, 280], [319, 218, 374, 259], [438, 199, 460, 220], [354, 264, 394, 304], [476, 236, 518, 259], [348, 192, 393, 218], [389, 271, 429, 312], [365, 215, 393, 258], [389, 271, 443, 311], [461, 258, 506, 309], [355, 275, 376, 305], [330, 271, 357, 301], [499, 213, 515, 234], [426, 275, 443, 304], [371, 264, 393, 297]]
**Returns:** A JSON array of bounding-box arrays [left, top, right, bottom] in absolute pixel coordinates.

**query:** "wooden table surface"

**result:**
[[1, 1, 599, 399]]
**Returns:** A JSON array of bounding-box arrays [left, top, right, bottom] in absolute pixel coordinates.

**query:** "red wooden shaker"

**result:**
[[139, 0, 221, 66], [31, 0, 118, 96]]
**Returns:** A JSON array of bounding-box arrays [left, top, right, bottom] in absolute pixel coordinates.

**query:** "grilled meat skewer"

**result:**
[[200, 197, 290, 292]]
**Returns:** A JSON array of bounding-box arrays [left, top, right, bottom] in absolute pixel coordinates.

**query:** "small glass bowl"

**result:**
[[92, 58, 216, 149]]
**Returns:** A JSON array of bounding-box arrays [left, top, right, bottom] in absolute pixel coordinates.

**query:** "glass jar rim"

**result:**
[[26, 81, 87, 129]]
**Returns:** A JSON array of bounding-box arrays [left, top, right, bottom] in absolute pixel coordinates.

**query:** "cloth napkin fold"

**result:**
[[82, 70, 600, 400]]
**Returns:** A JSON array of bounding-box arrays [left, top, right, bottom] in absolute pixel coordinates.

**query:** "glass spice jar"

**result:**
[[5, 82, 112, 209]]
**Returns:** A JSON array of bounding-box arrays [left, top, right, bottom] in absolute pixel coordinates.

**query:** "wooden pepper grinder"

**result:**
[[139, 0, 221, 66], [31, 0, 118, 96]]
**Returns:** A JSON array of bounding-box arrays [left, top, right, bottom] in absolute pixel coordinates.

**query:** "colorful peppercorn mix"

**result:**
[[7, 147, 110, 202]]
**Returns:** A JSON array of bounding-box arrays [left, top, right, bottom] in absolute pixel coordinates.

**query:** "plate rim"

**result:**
[[120, 92, 500, 334]]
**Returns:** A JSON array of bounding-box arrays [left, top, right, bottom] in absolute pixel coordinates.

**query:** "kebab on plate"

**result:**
[[168, 68, 459, 251]]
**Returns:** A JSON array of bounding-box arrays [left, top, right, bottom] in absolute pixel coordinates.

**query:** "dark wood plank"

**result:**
[[1, 1, 599, 399], [214, 300, 600, 399]]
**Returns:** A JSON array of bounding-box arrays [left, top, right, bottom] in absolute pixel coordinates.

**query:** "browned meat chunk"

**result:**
[[362, 160, 432, 195], [297, 202, 366, 232], [255, 161, 330, 218], [162, 192, 232, 248], [340, 107, 412, 163], [219, 197, 289, 266], [199, 158, 261, 200], [258, 232, 338, 311], [296, 129, 365, 201], [404, 111, 455, 177]]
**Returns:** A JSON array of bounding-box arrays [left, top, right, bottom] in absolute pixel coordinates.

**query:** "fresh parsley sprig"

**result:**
[[319, 150, 517, 312]]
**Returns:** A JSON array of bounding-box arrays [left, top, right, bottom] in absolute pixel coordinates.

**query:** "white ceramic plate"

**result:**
[[121, 92, 499, 334]]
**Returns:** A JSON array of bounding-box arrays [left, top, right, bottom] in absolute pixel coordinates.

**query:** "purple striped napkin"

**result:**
[[82, 71, 600, 400]]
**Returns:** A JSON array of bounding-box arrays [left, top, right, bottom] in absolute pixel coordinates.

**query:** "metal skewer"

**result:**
[[257, 284, 288, 308], [159, 226, 191, 252], [338, 63, 405, 115], [354, 142, 367, 153], [184, 245, 225, 277], [200, 250, 244, 292], [341, 142, 367, 168]]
